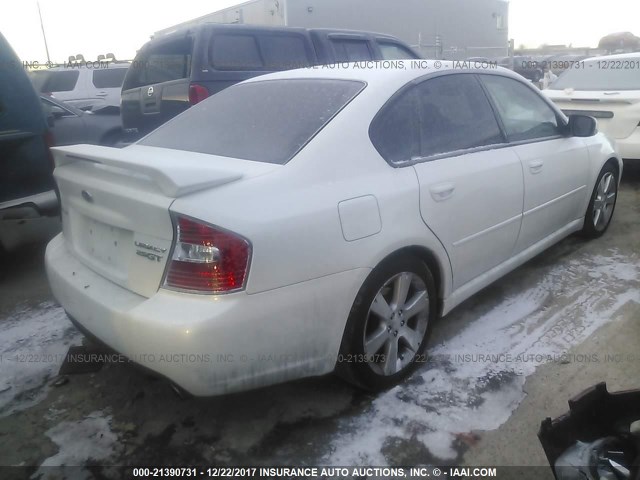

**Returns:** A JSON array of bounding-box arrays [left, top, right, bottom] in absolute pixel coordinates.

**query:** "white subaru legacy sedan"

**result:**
[[544, 52, 640, 161], [46, 62, 622, 396]]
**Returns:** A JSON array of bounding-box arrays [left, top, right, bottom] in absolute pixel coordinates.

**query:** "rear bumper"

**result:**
[[614, 128, 640, 160], [45, 234, 368, 396]]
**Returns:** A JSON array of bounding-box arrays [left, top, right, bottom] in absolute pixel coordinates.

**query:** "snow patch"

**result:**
[[326, 250, 640, 465], [0, 301, 81, 416], [34, 411, 119, 479]]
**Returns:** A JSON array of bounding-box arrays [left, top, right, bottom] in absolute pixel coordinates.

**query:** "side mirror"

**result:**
[[50, 105, 67, 119], [568, 114, 597, 137]]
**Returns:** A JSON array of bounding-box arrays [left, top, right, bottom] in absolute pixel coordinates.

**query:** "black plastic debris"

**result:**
[[538, 382, 640, 480]]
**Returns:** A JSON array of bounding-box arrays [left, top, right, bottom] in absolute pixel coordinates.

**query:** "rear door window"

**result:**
[[34, 70, 80, 92], [124, 37, 192, 89], [139, 79, 365, 164], [370, 74, 504, 165], [92, 68, 128, 88], [369, 89, 420, 164], [415, 74, 504, 158], [330, 38, 373, 62], [480, 74, 561, 142]]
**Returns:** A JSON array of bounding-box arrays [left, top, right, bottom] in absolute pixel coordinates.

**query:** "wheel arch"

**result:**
[[604, 156, 621, 179], [372, 245, 448, 317]]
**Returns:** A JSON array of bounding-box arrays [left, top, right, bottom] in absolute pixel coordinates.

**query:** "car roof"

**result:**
[[42, 62, 130, 71], [242, 60, 520, 93], [153, 22, 408, 40], [584, 51, 640, 61]]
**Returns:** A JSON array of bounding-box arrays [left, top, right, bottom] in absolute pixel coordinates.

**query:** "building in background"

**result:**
[[154, 0, 510, 59]]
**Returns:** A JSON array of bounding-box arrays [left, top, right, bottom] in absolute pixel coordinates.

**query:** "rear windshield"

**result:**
[[139, 79, 365, 164], [123, 37, 192, 89], [550, 58, 640, 90], [92, 67, 128, 88], [31, 70, 79, 92]]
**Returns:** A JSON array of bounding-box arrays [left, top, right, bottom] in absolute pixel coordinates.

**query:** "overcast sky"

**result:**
[[2, 0, 639, 62]]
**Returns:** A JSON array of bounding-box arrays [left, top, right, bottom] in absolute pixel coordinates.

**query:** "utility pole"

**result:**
[[37, 1, 51, 64]]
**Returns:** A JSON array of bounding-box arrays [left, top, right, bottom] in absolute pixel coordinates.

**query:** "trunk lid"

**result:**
[[545, 89, 640, 139], [52, 144, 277, 297]]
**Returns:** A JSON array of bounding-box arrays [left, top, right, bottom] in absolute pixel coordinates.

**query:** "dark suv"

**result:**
[[0, 33, 59, 252], [121, 24, 420, 139], [499, 56, 544, 83]]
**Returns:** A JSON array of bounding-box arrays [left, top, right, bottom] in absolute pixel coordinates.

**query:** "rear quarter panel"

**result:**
[[169, 86, 452, 299]]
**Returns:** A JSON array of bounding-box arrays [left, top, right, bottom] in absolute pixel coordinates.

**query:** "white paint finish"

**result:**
[[55, 159, 175, 299], [169, 116, 438, 295], [513, 137, 590, 252], [338, 195, 382, 242], [52, 144, 278, 198], [443, 218, 583, 315], [46, 235, 370, 396], [613, 128, 640, 160], [46, 63, 623, 395], [414, 147, 524, 289]]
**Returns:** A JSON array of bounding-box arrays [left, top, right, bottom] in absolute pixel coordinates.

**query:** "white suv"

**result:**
[[31, 62, 129, 112]]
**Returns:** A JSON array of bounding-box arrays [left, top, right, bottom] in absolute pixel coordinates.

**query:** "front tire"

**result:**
[[582, 163, 618, 238], [336, 255, 437, 391]]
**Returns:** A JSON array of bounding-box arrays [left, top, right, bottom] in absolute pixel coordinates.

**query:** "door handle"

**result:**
[[95, 92, 108, 97], [429, 182, 456, 201], [529, 160, 544, 174]]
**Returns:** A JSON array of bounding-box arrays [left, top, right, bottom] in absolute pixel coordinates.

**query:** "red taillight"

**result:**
[[164, 216, 250, 293], [188, 84, 209, 105]]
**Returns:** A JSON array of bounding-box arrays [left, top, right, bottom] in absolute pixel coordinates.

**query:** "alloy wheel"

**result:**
[[593, 172, 617, 232], [363, 272, 430, 376]]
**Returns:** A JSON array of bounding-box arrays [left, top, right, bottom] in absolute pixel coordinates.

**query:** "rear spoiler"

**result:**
[[51, 144, 245, 197]]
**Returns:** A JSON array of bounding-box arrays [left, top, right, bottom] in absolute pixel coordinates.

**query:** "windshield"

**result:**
[[139, 79, 366, 164], [550, 58, 640, 91]]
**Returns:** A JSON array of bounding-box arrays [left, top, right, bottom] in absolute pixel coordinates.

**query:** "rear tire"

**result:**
[[581, 163, 618, 238], [336, 254, 437, 391]]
